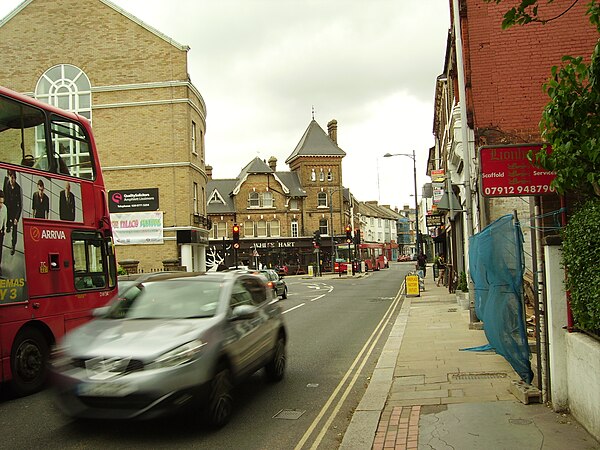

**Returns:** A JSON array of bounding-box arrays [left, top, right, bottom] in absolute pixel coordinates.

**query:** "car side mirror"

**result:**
[[230, 304, 259, 321]]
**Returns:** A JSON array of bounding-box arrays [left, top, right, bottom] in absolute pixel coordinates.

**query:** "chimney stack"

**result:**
[[205, 165, 213, 179], [268, 156, 277, 172], [327, 119, 338, 144]]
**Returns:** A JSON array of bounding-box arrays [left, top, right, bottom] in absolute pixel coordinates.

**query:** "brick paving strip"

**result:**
[[373, 405, 421, 450]]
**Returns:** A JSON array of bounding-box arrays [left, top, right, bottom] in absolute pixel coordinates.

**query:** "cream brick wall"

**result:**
[[0, 0, 208, 273]]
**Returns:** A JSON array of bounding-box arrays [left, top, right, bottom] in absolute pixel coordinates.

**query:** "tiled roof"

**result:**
[[285, 120, 346, 164]]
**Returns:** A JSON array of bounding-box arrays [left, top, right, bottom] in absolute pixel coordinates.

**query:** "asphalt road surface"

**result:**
[[0, 262, 415, 450]]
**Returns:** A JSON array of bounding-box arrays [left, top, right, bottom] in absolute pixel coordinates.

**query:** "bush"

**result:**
[[117, 265, 127, 276], [562, 198, 600, 333], [457, 271, 469, 292]]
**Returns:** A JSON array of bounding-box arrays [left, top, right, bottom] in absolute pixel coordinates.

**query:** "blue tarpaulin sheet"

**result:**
[[468, 214, 533, 384]]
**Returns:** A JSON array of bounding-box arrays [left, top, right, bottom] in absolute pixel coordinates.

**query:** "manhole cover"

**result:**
[[509, 418, 533, 425], [449, 372, 508, 381], [273, 409, 306, 420]]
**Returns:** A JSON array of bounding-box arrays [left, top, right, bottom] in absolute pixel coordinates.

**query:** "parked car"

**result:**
[[258, 269, 288, 299], [50, 271, 287, 428]]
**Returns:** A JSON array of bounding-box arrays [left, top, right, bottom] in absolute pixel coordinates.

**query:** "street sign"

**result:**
[[480, 144, 556, 197]]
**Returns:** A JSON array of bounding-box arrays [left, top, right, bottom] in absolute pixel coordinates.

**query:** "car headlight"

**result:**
[[146, 339, 207, 370]]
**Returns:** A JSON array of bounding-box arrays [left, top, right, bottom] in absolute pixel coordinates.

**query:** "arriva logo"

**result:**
[[30, 227, 67, 242]]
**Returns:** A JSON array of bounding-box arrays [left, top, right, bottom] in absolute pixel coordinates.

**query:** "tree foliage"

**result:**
[[484, 0, 600, 196]]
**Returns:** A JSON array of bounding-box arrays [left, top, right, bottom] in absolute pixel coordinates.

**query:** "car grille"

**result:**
[[79, 394, 154, 410], [72, 358, 145, 374]]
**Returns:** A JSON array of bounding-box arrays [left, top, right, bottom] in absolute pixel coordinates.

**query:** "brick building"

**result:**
[[431, 0, 598, 277], [206, 119, 353, 273], [0, 0, 210, 273]]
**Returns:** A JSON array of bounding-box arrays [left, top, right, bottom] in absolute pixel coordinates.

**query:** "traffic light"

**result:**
[[353, 229, 361, 245], [345, 225, 352, 243], [232, 224, 240, 249], [313, 230, 321, 248]]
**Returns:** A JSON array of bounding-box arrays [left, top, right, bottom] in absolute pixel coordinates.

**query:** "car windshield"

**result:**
[[106, 279, 222, 319]]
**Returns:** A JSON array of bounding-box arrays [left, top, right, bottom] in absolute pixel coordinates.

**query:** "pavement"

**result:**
[[334, 266, 600, 450]]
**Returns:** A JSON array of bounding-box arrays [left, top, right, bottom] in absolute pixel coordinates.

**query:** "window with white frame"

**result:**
[[191, 121, 197, 155], [248, 192, 260, 207], [257, 220, 267, 237], [291, 220, 298, 237], [269, 220, 280, 237], [311, 169, 316, 181], [319, 219, 329, 236], [217, 222, 227, 238], [244, 221, 254, 237], [327, 169, 333, 181], [193, 182, 199, 214], [35, 64, 94, 179], [263, 191, 273, 208], [317, 192, 327, 208], [248, 191, 274, 208], [319, 169, 325, 181]]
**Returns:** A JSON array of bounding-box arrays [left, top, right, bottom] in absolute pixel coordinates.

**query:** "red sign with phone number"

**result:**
[[479, 144, 556, 197]]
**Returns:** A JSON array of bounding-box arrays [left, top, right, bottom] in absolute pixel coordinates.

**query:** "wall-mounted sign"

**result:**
[[111, 211, 163, 245], [426, 214, 444, 227], [431, 169, 446, 182], [480, 144, 556, 197], [108, 188, 159, 213]]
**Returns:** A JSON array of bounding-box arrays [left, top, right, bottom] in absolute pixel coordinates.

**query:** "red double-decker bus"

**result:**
[[334, 242, 389, 273], [0, 86, 117, 396]]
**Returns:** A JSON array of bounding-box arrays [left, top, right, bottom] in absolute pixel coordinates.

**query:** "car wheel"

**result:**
[[10, 327, 49, 396], [205, 365, 233, 428], [265, 336, 286, 382], [281, 287, 288, 299]]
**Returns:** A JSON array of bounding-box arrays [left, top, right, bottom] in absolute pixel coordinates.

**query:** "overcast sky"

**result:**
[[0, 0, 450, 211]]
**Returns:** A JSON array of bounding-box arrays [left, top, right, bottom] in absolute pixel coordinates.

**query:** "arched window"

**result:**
[[248, 191, 260, 207], [269, 220, 280, 237], [311, 169, 316, 181], [327, 169, 333, 181], [35, 64, 93, 179], [319, 169, 325, 181], [262, 191, 273, 208]]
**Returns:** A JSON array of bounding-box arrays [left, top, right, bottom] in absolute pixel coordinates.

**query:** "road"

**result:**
[[0, 262, 414, 450]]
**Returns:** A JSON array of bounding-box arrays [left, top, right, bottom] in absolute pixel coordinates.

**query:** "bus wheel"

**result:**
[[10, 327, 49, 396]]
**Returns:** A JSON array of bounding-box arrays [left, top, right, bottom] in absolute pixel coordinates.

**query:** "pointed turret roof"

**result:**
[[285, 120, 346, 165]]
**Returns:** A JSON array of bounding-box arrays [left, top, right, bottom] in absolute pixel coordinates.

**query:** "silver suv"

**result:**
[[51, 271, 287, 427]]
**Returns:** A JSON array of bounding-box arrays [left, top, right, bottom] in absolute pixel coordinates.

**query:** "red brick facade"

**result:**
[[460, 0, 598, 146]]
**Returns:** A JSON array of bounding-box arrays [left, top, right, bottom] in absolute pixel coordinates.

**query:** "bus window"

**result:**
[[50, 118, 95, 180], [73, 232, 107, 290], [0, 95, 49, 169]]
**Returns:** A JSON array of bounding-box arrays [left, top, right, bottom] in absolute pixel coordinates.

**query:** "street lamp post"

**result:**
[[383, 150, 420, 256]]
